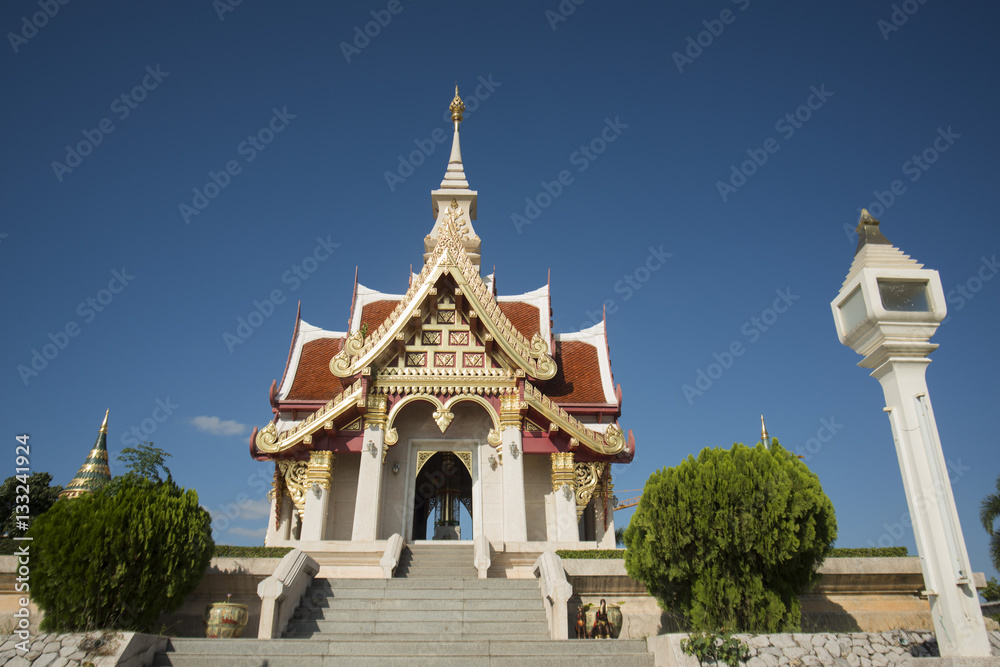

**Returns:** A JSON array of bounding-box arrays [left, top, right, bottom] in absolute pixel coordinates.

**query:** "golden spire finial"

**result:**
[[450, 85, 465, 124], [856, 208, 879, 232], [100, 408, 110, 434], [760, 414, 769, 447]]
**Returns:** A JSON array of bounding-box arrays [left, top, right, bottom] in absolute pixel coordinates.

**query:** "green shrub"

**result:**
[[827, 547, 908, 558], [28, 476, 213, 632], [212, 545, 293, 558], [624, 441, 836, 633], [682, 630, 750, 666]]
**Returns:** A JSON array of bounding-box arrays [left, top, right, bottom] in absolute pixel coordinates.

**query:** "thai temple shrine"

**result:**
[[250, 88, 635, 553]]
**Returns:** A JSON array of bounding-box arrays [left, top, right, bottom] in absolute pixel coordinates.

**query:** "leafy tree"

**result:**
[[980, 474, 1000, 573], [28, 475, 213, 632], [982, 576, 1000, 603], [615, 526, 626, 548], [624, 441, 837, 633], [0, 472, 62, 538], [117, 442, 172, 482]]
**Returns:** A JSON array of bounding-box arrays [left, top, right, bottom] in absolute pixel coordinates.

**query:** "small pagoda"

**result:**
[[250, 88, 635, 550], [59, 410, 112, 499]]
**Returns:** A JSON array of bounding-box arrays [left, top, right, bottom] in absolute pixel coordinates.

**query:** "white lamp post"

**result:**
[[831, 210, 990, 657]]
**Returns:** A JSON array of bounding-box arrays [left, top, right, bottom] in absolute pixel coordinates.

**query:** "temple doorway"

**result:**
[[411, 451, 473, 541]]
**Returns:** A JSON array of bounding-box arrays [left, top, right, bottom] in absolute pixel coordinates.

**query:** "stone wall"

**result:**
[[647, 631, 1000, 666]]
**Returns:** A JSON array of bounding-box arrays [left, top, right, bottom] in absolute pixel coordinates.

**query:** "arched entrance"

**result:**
[[411, 451, 473, 541]]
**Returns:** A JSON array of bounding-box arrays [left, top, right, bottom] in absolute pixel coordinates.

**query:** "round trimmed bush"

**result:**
[[29, 476, 213, 632], [623, 441, 836, 632]]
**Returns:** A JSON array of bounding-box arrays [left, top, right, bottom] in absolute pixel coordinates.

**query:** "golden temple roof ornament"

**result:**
[[760, 414, 769, 448], [450, 85, 465, 124]]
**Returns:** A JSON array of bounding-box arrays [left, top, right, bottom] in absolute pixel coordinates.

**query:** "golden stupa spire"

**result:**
[[59, 410, 112, 500], [760, 414, 769, 448], [450, 84, 465, 125]]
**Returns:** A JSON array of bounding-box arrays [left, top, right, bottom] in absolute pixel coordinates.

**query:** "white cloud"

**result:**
[[227, 526, 266, 539], [190, 415, 247, 436], [239, 497, 272, 520]]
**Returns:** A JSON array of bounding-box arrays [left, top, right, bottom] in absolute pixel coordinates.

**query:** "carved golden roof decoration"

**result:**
[[524, 382, 626, 456], [329, 200, 556, 381], [255, 379, 363, 454]]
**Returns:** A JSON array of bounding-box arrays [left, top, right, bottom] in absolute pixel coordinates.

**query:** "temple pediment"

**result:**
[[329, 200, 558, 383]]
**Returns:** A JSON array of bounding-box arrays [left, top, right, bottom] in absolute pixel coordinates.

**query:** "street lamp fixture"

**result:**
[[830, 210, 989, 657]]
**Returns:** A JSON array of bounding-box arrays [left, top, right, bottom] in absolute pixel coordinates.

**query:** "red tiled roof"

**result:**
[[546, 340, 609, 404], [498, 302, 540, 339], [286, 338, 350, 401], [360, 300, 399, 334]]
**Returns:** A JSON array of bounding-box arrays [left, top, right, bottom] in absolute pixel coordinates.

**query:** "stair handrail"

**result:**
[[256, 548, 319, 639], [533, 549, 573, 640], [380, 533, 404, 578], [474, 534, 492, 579]]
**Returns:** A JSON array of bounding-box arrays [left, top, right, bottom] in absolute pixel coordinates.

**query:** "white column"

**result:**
[[594, 468, 616, 548], [264, 493, 283, 546], [501, 428, 528, 543], [872, 359, 990, 657], [302, 485, 329, 541], [352, 423, 386, 541], [551, 453, 579, 544], [301, 451, 334, 542]]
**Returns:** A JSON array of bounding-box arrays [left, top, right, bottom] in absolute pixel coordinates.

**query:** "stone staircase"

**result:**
[[153, 543, 653, 666]]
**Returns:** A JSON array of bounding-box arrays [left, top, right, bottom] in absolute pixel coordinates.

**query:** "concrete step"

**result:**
[[285, 619, 548, 636], [153, 638, 654, 667], [293, 607, 548, 623], [314, 577, 538, 590], [296, 596, 546, 613]]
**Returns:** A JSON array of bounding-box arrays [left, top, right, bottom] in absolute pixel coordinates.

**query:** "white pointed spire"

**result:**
[[427, 85, 480, 266], [439, 86, 470, 190]]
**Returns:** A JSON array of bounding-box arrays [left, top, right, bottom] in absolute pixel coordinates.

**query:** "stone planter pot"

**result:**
[[204, 602, 249, 639], [585, 604, 623, 639]]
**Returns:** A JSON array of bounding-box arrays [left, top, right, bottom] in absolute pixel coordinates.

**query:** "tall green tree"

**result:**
[[624, 441, 837, 633], [0, 472, 62, 538], [117, 442, 172, 482], [28, 474, 213, 632], [981, 474, 1000, 573]]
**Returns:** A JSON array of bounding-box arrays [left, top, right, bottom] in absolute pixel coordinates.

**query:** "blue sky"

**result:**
[[3, 1, 999, 582]]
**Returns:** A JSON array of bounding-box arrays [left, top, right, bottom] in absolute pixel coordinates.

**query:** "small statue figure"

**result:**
[[591, 598, 612, 639], [574, 606, 588, 639]]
